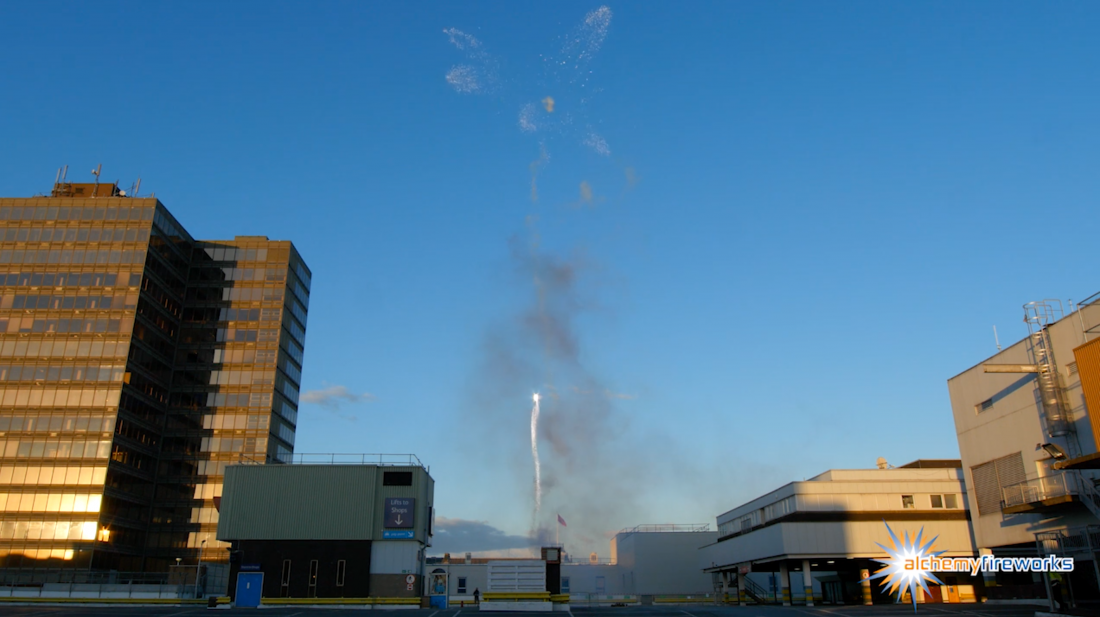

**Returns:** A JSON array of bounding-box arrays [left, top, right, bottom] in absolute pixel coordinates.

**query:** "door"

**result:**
[[924, 585, 942, 603], [946, 585, 960, 603], [236, 572, 264, 608]]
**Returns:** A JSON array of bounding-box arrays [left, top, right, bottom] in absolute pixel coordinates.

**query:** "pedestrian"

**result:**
[[474, 588, 480, 604]]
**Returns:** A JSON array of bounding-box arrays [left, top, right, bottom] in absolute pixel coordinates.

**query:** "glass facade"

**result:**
[[0, 185, 309, 572]]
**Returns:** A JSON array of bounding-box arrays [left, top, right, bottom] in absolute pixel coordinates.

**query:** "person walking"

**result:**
[[473, 588, 480, 605]]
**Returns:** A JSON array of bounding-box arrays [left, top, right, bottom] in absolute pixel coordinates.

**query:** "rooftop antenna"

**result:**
[[90, 164, 102, 197], [133, 178, 141, 198], [993, 325, 1002, 351]]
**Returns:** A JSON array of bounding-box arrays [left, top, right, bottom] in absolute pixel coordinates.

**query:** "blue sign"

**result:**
[[385, 498, 415, 528], [383, 530, 415, 539]]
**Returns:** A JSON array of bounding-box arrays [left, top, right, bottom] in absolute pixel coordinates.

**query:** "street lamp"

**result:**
[[195, 539, 207, 599]]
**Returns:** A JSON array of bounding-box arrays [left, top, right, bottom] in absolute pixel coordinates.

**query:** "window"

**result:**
[[901, 495, 915, 509], [971, 452, 1027, 515], [458, 576, 467, 594], [930, 495, 944, 509], [280, 559, 291, 597], [976, 398, 994, 413], [562, 577, 570, 593], [383, 471, 413, 486], [336, 560, 346, 587], [308, 559, 319, 597], [944, 494, 958, 509]]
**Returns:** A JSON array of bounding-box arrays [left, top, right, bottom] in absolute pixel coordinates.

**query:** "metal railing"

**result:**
[[237, 453, 425, 467], [1036, 525, 1100, 556], [618, 524, 711, 534], [1001, 473, 1075, 508]]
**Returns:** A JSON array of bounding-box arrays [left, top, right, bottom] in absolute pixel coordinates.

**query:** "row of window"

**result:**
[[0, 270, 140, 289], [0, 226, 151, 244], [193, 483, 223, 500], [216, 286, 285, 303], [0, 292, 139, 311], [204, 370, 276, 386], [191, 506, 220, 524], [199, 247, 272, 262], [0, 387, 122, 409], [0, 465, 108, 486], [212, 348, 277, 365], [281, 378, 299, 405], [0, 363, 126, 384], [718, 493, 964, 536], [284, 316, 306, 348], [282, 359, 301, 385], [282, 336, 304, 366], [0, 438, 113, 460], [199, 436, 268, 454], [191, 267, 287, 283], [294, 261, 312, 290], [219, 308, 282, 322], [0, 316, 134, 335], [0, 248, 149, 266], [274, 396, 297, 426], [152, 208, 190, 242], [273, 419, 295, 447], [0, 414, 114, 435], [286, 295, 307, 328], [196, 460, 231, 476], [0, 492, 103, 514], [291, 276, 310, 309], [203, 391, 273, 409], [201, 413, 271, 431], [0, 520, 100, 542], [0, 205, 152, 222], [220, 328, 279, 343], [0, 338, 129, 360]]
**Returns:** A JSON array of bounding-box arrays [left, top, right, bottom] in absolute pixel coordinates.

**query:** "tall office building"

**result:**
[[0, 180, 309, 572]]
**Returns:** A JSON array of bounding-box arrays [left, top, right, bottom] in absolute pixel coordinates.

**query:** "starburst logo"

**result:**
[[864, 522, 945, 610]]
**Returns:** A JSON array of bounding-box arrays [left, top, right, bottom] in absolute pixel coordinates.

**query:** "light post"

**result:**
[[194, 539, 207, 599]]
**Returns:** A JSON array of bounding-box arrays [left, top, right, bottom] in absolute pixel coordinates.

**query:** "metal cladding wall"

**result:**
[[217, 464, 433, 541], [1074, 336, 1100, 447]]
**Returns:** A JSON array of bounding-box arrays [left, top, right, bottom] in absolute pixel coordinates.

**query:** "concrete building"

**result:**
[[216, 458, 433, 605], [427, 525, 717, 603], [0, 177, 310, 573], [947, 296, 1100, 602], [700, 460, 979, 605]]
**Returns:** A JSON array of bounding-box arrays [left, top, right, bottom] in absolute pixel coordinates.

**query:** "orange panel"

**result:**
[[1073, 337, 1100, 448]]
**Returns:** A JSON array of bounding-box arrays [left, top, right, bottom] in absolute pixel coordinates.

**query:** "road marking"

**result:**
[[680, 610, 698, 617]]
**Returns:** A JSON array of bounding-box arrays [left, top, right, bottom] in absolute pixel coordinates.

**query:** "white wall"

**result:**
[[948, 302, 1100, 550]]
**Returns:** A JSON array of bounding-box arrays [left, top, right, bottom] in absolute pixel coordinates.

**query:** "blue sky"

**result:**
[[2, 2, 1099, 557]]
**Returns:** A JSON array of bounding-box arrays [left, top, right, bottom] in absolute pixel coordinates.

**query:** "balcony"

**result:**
[[1001, 474, 1079, 514]]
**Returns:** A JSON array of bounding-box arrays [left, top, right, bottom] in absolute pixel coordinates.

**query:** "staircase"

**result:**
[[741, 577, 772, 604], [1073, 472, 1100, 520]]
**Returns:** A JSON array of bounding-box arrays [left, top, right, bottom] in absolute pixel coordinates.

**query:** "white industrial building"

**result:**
[[428, 525, 717, 604], [699, 460, 979, 605], [947, 295, 1100, 605]]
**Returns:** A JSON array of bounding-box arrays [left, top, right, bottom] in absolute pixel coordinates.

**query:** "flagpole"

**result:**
[[556, 520, 559, 546]]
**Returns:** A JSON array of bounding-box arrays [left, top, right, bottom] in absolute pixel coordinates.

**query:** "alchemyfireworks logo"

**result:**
[[865, 521, 1075, 610], [865, 522, 945, 608]]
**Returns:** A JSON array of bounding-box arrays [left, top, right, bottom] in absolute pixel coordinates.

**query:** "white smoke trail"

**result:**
[[531, 393, 542, 520]]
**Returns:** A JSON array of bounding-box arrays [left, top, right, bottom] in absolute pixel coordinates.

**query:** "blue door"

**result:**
[[236, 572, 264, 608]]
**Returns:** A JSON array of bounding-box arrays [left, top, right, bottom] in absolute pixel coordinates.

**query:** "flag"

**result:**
[[558, 514, 567, 527]]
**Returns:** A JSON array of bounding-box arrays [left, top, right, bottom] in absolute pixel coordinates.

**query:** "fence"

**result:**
[[0, 563, 229, 599]]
